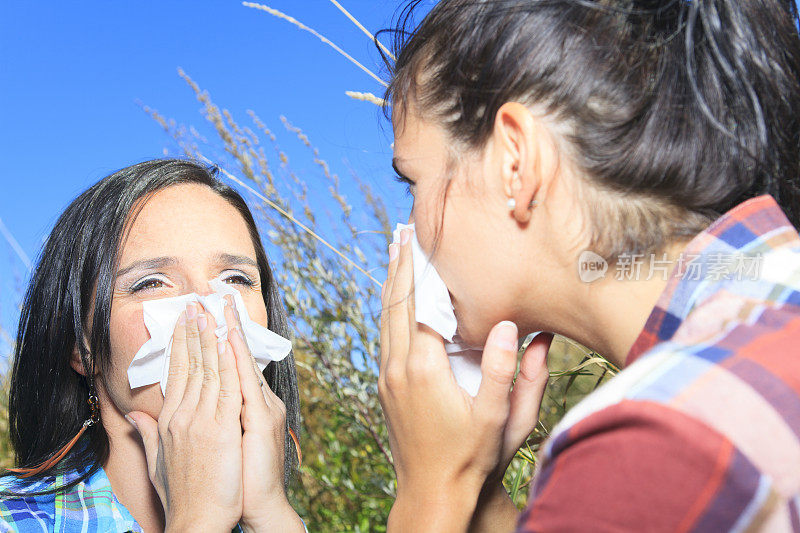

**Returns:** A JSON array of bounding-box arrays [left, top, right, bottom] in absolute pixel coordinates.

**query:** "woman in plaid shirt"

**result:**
[[379, 0, 800, 531], [0, 160, 306, 532]]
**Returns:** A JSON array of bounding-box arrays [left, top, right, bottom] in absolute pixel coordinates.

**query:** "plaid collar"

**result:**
[[625, 195, 800, 366], [0, 455, 143, 533], [55, 462, 144, 533]]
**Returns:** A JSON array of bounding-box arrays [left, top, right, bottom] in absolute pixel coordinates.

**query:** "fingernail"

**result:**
[[186, 303, 197, 319], [124, 414, 137, 429], [197, 313, 208, 332], [400, 229, 411, 245], [388, 243, 399, 261], [489, 321, 518, 351]]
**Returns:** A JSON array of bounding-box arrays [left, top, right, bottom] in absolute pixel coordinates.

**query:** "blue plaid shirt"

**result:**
[[0, 462, 307, 532], [0, 462, 145, 533]]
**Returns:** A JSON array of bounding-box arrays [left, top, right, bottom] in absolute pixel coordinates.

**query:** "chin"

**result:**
[[453, 317, 492, 349], [451, 302, 487, 348], [126, 383, 164, 419]]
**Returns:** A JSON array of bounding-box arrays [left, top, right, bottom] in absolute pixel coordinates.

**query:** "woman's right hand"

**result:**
[[127, 301, 244, 532]]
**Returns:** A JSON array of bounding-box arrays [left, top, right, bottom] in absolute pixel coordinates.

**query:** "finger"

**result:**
[[228, 296, 270, 394], [388, 229, 413, 370], [196, 302, 221, 416], [216, 337, 242, 421], [404, 243, 416, 335], [379, 242, 400, 377], [162, 311, 188, 418], [125, 412, 159, 481], [233, 327, 281, 436], [474, 321, 519, 423], [225, 295, 265, 395], [406, 323, 453, 384], [383, 243, 401, 308], [224, 298, 264, 410], [506, 333, 552, 448], [254, 360, 280, 409], [178, 302, 204, 412]]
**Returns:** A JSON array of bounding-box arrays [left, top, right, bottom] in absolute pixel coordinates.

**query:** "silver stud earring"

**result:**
[[507, 198, 538, 210]]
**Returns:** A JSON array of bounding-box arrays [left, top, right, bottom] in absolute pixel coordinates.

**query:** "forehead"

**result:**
[[120, 183, 256, 261], [392, 108, 450, 165]]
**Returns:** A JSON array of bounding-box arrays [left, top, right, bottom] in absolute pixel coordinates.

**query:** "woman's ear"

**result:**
[[70, 340, 95, 376], [494, 102, 559, 224]]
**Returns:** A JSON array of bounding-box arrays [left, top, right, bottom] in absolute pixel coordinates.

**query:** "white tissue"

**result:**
[[127, 277, 292, 395], [392, 223, 483, 396]]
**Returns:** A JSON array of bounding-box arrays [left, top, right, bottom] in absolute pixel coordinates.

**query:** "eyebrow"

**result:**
[[116, 256, 177, 278], [212, 253, 259, 269], [115, 253, 258, 278]]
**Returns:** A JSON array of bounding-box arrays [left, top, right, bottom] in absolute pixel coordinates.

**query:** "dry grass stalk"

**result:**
[[242, 1, 388, 88], [327, 0, 395, 61], [345, 91, 387, 107], [198, 153, 381, 286], [0, 216, 31, 271]]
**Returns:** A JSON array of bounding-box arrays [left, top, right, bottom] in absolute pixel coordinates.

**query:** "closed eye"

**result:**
[[394, 174, 416, 196], [392, 161, 416, 197]]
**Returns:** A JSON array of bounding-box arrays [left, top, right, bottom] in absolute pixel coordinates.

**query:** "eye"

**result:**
[[394, 174, 416, 197], [221, 270, 255, 287], [130, 275, 169, 293]]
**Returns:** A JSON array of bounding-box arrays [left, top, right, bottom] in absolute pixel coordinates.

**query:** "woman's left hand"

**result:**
[[379, 229, 552, 532], [223, 296, 305, 533]]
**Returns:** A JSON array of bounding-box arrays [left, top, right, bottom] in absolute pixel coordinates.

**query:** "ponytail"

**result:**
[[684, 0, 800, 227]]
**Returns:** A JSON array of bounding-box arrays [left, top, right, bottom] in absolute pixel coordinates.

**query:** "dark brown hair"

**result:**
[[4, 159, 300, 495], [383, 0, 800, 257]]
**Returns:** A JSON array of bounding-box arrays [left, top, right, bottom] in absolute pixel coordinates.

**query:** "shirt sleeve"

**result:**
[[516, 400, 770, 532]]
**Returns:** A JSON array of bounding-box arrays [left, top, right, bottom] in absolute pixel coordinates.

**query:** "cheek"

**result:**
[[109, 305, 150, 370], [423, 186, 515, 346], [240, 291, 269, 328], [104, 304, 164, 418]]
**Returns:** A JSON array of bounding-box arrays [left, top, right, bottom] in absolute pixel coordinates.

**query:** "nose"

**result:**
[[187, 275, 216, 297]]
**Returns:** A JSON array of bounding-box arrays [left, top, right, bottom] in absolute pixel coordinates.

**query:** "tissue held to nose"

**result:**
[[392, 223, 484, 396], [127, 276, 292, 395]]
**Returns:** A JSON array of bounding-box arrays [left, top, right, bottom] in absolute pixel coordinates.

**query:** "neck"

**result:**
[[99, 390, 165, 532], [556, 241, 689, 368]]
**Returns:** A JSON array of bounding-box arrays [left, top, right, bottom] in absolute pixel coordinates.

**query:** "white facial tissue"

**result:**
[[392, 223, 483, 396], [127, 276, 292, 395]]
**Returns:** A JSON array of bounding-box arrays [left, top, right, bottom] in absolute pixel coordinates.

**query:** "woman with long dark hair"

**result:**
[[378, 0, 800, 530], [0, 159, 306, 531]]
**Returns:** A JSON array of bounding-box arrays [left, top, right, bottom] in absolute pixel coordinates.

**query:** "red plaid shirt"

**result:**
[[517, 196, 800, 532]]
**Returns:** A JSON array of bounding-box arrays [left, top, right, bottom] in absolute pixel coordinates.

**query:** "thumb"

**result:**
[[475, 321, 519, 423], [125, 411, 159, 478], [505, 332, 553, 450]]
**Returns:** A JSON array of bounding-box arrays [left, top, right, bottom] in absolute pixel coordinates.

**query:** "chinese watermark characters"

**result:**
[[578, 251, 763, 283]]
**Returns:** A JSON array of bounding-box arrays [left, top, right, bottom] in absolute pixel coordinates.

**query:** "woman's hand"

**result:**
[[380, 229, 552, 533], [127, 301, 244, 532], [223, 295, 306, 533]]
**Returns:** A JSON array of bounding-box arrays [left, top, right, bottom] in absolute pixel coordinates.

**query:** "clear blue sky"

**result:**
[[0, 1, 424, 358]]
